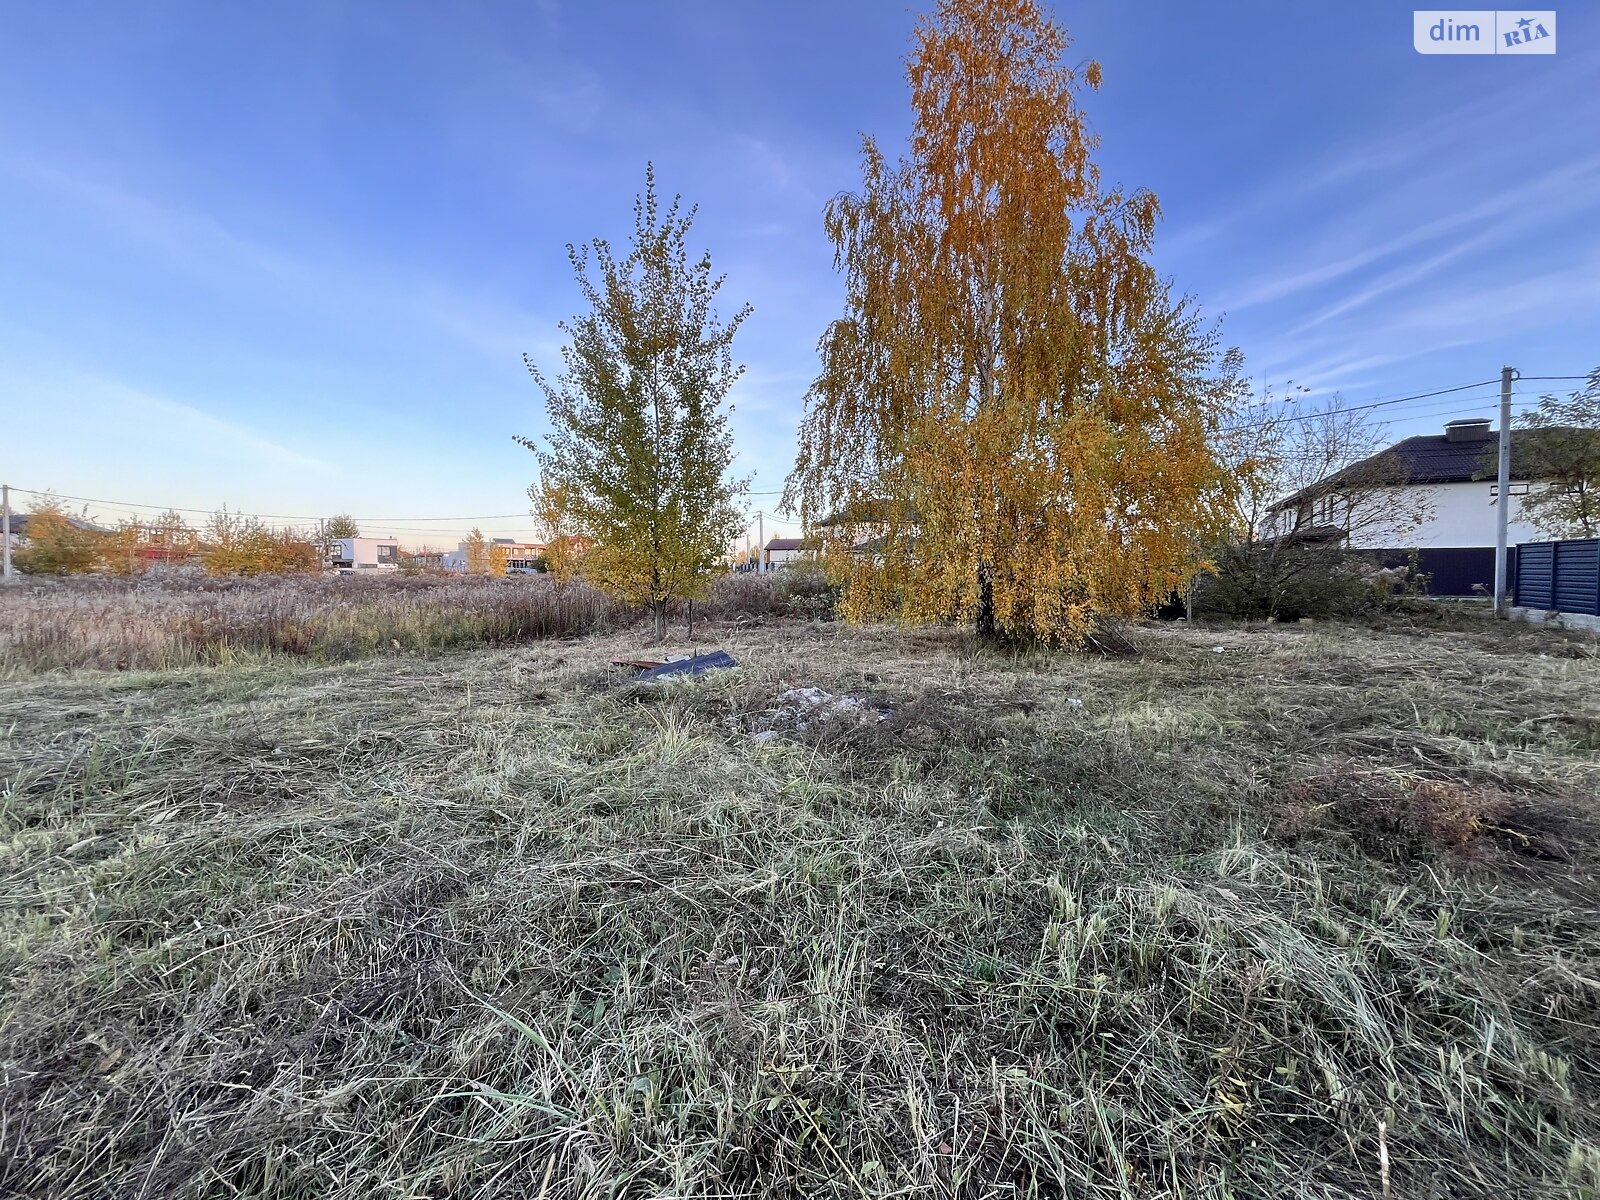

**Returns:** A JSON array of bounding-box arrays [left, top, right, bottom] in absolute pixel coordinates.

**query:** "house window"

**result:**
[[376, 544, 398, 563], [1489, 482, 1530, 499]]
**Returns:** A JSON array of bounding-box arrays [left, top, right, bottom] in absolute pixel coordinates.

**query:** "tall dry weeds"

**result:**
[[0, 575, 617, 672]]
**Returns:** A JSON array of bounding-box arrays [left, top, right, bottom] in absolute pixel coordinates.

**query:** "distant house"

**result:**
[[4, 512, 101, 542], [814, 500, 889, 534], [492, 538, 546, 573], [814, 500, 891, 553], [1271, 417, 1573, 594], [4, 511, 35, 557], [136, 542, 197, 565], [3, 512, 105, 556], [763, 537, 814, 568], [440, 537, 546, 573], [325, 536, 401, 571]]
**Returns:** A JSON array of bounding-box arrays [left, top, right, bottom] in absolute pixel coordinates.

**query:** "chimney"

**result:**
[[1444, 418, 1492, 442]]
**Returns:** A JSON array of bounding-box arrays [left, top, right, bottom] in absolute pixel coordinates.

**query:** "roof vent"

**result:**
[[1444, 418, 1492, 442]]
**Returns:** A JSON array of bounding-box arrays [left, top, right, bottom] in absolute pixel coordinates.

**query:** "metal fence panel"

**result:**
[[1516, 537, 1600, 614]]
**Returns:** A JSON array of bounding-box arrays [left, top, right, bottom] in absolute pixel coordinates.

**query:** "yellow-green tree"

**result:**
[[532, 487, 584, 584], [13, 497, 103, 575], [98, 509, 200, 576], [201, 510, 319, 576], [102, 520, 144, 576], [463, 528, 490, 575], [786, 0, 1241, 645], [1514, 369, 1600, 538], [318, 514, 361, 563], [518, 166, 749, 639], [487, 542, 510, 578], [262, 529, 321, 575], [148, 510, 199, 566], [201, 510, 264, 576]]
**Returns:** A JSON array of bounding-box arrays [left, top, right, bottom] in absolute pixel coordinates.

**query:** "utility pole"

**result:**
[[756, 511, 766, 574], [1493, 365, 1516, 618], [2, 483, 11, 581]]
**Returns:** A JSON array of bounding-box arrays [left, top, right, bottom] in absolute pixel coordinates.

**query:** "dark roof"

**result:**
[[764, 537, 809, 552], [1274, 523, 1347, 545], [4, 512, 103, 539], [850, 534, 922, 556], [816, 499, 891, 528], [1272, 425, 1579, 511], [817, 499, 925, 529]]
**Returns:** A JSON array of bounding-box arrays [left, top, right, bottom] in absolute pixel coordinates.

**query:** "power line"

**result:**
[[1362, 392, 1540, 424], [11, 483, 800, 543], [740, 510, 801, 527], [1224, 378, 1501, 432], [8, 372, 1580, 532], [7, 488, 536, 525], [11, 486, 788, 520]]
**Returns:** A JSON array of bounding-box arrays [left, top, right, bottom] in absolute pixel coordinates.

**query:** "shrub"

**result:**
[[12, 503, 103, 576], [1196, 541, 1388, 621], [769, 562, 840, 619], [700, 572, 783, 618], [698, 569, 840, 622]]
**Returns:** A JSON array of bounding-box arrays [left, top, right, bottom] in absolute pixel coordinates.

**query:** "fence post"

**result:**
[[1, 483, 11, 581], [1593, 539, 1600, 618], [1493, 365, 1515, 618]]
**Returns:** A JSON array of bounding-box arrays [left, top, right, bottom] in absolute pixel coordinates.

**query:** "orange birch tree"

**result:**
[[786, 0, 1242, 645]]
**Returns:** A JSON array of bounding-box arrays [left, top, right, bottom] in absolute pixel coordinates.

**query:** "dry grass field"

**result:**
[[0, 575, 618, 674], [3, 601, 1599, 1197]]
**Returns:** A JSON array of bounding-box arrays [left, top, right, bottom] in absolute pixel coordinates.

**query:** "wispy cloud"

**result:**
[[1284, 232, 1496, 335], [20, 370, 337, 474], [1246, 341, 1482, 398], [6, 158, 303, 283], [0, 151, 555, 366], [1174, 63, 1598, 268], [125, 388, 337, 474], [1215, 155, 1600, 315], [412, 283, 558, 364], [1387, 254, 1600, 334]]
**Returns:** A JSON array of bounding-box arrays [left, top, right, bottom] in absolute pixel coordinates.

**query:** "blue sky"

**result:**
[[3, 2, 1596, 548]]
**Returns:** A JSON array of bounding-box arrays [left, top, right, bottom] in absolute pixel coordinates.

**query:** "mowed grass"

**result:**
[[3, 612, 1599, 1198]]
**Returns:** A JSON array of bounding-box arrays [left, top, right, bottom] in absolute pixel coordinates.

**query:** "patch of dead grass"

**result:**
[[2, 613, 1598, 1197]]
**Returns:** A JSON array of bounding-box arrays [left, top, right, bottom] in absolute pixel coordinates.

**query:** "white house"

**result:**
[[814, 500, 892, 555], [763, 537, 814, 568], [1272, 417, 1559, 594], [325, 536, 401, 571]]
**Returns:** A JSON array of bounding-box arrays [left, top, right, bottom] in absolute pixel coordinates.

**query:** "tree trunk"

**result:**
[[653, 600, 667, 642], [976, 564, 1000, 642], [686, 600, 694, 640]]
